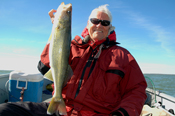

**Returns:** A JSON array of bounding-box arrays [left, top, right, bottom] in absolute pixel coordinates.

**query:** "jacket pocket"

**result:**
[[91, 67, 124, 105]]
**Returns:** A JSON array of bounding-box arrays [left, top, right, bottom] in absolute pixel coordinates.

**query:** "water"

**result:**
[[0, 70, 13, 75], [0, 70, 174, 97], [144, 74, 175, 97]]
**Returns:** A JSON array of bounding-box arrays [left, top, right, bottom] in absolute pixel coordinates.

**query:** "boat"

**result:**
[[0, 71, 175, 115], [0, 72, 53, 104]]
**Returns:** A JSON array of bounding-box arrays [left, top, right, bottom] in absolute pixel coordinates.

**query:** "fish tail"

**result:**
[[58, 99, 67, 115], [47, 97, 67, 115], [47, 97, 59, 115]]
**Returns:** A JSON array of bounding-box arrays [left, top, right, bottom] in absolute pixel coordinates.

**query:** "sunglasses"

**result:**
[[90, 18, 110, 26]]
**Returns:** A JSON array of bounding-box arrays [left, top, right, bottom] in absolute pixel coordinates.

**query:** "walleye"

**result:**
[[44, 2, 72, 115]]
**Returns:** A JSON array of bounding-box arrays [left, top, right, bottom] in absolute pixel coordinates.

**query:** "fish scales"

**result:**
[[44, 2, 72, 115]]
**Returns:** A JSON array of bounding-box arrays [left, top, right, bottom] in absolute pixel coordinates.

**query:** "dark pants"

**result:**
[[0, 102, 58, 116]]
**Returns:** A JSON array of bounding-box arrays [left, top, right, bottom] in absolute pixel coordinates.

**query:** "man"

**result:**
[[38, 4, 147, 116], [0, 4, 147, 116]]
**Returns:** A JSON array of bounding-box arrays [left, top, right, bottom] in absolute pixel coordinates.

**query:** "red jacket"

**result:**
[[38, 28, 147, 116]]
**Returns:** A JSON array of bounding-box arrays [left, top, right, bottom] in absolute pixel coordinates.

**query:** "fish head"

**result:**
[[53, 2, 72, 27]]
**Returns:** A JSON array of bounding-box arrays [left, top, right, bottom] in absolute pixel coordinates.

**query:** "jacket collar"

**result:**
[[72, 27, 119, 49], [81, 27, 117, 42]]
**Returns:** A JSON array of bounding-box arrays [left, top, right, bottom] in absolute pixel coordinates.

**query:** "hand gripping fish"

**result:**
[[44, 2, 72, 115]]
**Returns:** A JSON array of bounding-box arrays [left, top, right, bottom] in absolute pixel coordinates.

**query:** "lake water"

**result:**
[[0, 70, 13, 75], [0, 70, 175, 97], [144, 74, 175, 97]]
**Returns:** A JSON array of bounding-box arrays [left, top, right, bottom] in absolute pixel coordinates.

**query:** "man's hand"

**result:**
[[48, 9, 57, 24]]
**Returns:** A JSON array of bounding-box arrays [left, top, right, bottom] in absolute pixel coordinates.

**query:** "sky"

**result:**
[[0, 0, 175, 74]]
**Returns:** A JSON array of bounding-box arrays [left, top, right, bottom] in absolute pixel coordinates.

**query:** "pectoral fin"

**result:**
[[44, 65, 73, 84], [44, 69, 53, 82]]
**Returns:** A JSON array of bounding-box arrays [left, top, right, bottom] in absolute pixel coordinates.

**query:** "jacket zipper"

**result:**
[[75, 49, 97, 98]]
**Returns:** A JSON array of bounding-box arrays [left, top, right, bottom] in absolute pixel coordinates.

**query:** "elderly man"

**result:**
[[0, 4, 147, 116]]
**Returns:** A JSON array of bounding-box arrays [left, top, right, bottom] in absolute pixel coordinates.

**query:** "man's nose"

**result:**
[[96, 22, 103, 27]]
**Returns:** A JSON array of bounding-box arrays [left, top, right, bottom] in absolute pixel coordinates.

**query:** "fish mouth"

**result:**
[[61, 2, 72, 12]]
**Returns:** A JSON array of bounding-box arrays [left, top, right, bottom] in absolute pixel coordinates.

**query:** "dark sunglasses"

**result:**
[[90, 18, 110, 26]]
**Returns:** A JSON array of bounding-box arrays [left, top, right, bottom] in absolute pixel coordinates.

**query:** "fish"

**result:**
[[44, 2, 72, 115]]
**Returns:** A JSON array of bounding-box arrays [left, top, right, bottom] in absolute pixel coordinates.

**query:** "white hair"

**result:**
[[88, 4, 112, 23], [88, 4, 115, 36]]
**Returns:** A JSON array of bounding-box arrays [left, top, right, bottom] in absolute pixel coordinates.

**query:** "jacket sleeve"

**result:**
[[111, 53, 147, 116], [37, 35, 52, 75]]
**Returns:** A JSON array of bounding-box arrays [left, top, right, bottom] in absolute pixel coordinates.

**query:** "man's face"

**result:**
[[87, 11, 110, 41]]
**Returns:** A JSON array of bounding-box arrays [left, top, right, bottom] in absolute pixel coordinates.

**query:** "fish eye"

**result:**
[[67, 11, 71, 14]]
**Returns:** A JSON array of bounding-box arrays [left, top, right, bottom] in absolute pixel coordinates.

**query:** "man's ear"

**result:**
[[107, 25, 115, 36]]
